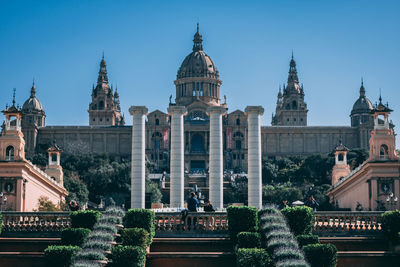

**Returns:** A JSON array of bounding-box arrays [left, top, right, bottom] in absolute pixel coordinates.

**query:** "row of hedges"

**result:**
[[258, 206, 310, 267]]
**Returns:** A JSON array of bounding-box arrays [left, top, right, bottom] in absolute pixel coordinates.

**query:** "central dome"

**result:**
[[177, 25, 219, 79]]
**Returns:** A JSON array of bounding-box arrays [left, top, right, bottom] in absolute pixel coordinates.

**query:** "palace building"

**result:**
[[0, 94, 68, 211], [20, 25, 380, 175]]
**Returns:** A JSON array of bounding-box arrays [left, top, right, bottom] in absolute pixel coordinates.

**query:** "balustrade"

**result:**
[[154, 212, 228, 236], [1, 211, 71, 234], [314, 211, 383, 235]]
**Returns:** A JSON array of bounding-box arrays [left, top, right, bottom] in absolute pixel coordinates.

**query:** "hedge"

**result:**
[[227, 206, 258, 243], [70, 210, 101, 230], [61, 228, 91, 246], [296, 234, 319, 248], [281, 206, 314, 236], [124, 209, 155, 240], [44, 245, 81, 267], [303, 244, 337, 267], [236, 248, 272, 267], [237, 232, 261, 248], [121, 228, 150, 248], [381, 210, 400, 244], [111, 245, 146, 267]]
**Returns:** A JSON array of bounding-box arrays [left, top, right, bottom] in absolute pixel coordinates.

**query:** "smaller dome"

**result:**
[[22, 82, 44, 113], [351, 82, 373, 115]]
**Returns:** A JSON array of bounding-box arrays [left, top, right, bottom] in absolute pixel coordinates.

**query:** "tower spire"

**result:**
[[97, 53, 108, 85], [359, 77, 365, 97], [31, 78, 36, 98], [193, 23, 203, 52], [12, 88, 16, 107], [287, 53, 299, 87]]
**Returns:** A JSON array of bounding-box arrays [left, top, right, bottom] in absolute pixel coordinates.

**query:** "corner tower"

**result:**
[[174, 24, 222, 107], [88, 54, 124, 126], [350, 79, 374, 127], [272, 54, 308, 126]]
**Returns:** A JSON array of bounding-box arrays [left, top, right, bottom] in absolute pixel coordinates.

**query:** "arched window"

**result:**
[[292, 100, 297, 109], [286, 104, 291, 110], [380, 144, 389, 160], [155, 118, 160, 126], [52, 154, 57, 162], [236, 118, 240, 126], [6, 146, 14, 161], [236, 140, 242, 150], [338, 153, 344, 161]]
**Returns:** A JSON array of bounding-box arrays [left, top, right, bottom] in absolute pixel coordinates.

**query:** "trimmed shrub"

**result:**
[[267, 238, 298, 253], [93, 223, 117, 234], [281, 206, 314, 236], [296, 234, 319, 248], [74, 248, 105, 261], [111, 245, 146, 267], [44, 245, 81, 267], [72, 261, 101, 267], [124, 209, 155, 240], [70, 210, 101, 230], [103, 206, 125, 217], [98, 214, 123, 225], [381, 210, 400, 244], [121, 228, 150, 248], [82, 239, 112, 251], [61, 228, 91, 246], [86, 230, 114, 242], [237, 232, 261, 248], [276, 259, 310, 267], [236, 248, 272, 267], [265, 229, 294, 241], [303, 244, 337, 267], [273, 247, 304, 262], [227, 206, 258, 243]]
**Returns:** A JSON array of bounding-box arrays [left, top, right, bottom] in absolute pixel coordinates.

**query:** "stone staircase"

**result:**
[[0, 237, 59, 267], [320, 236, 400, 267], [146, 237, 235, 267]]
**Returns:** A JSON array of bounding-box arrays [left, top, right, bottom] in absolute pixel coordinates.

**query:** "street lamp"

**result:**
[[386, 192, 398, 210]]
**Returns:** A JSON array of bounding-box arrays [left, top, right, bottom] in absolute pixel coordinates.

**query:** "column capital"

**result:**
[[206, 106, 227, 115], [129, 106, 148, 116], [245, 106, 264, 115], [168, 105, 187, 115]]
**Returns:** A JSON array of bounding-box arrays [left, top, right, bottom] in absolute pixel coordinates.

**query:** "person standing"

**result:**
[[186, 192, 199, 212], [305, 195, 319, 212]]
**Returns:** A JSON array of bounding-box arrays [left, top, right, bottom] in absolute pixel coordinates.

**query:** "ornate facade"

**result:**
[[19, 25, 381, 175]]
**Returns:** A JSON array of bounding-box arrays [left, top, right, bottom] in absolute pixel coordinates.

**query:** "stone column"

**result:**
[[168, 106, 187, 208], [245, 106, 264, 209], [207, 106, 226, 210], [129, 106, 148, 209]]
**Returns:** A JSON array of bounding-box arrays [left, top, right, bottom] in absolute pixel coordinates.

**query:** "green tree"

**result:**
[[262, 182, 303, 204]]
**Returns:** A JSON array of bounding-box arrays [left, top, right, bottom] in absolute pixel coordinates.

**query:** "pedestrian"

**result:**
[[204, 200, 215, 212], [278, 198, 289, 210], [305, 195, 319, 212]]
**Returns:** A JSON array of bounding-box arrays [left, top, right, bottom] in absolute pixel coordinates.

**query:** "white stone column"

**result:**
[[245, 106, 264, 209], [168, 106, 187, 208], [129, 106, 148, 209], [207, 106, 226, 210]]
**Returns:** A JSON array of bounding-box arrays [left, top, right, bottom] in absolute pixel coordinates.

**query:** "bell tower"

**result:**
[[368, 96, 397, 161], [272, 53, 308, 126], [88, 54, 124, 126], [0, 90, 25, 161], [332, 142, 351, 185], [45, 144, 64, 186]]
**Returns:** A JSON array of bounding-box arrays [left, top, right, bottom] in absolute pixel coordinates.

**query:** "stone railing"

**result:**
[[1, 211, 71, 236], [314, 211, 383, 236], [154, 212, 229, 237]]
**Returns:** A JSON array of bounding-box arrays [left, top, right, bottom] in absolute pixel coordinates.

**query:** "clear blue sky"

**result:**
[[1, 1, 399, 133]]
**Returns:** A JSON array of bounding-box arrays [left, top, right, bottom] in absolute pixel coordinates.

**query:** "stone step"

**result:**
[[150, 237, 233, 252], [146, 252, 236, 267], [0, 238, 60, 252], [336, 251, 400, 267], [319, 236, 389, 251], [0, 252, 45, 267]]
